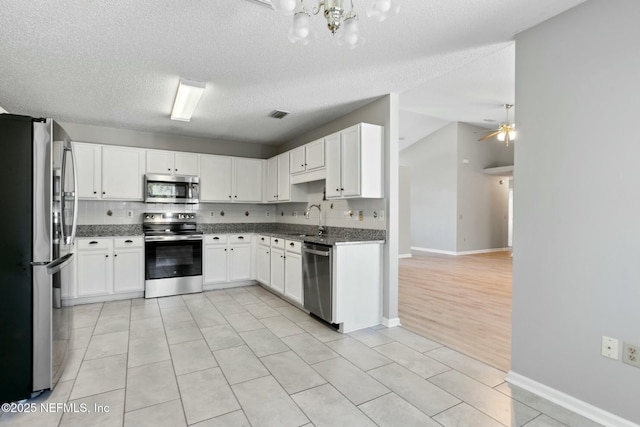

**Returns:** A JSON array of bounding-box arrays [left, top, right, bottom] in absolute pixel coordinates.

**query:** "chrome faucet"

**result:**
[[305, 204, 325, 236]]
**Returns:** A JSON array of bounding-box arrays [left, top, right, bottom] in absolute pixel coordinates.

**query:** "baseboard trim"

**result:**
[[411, 246, 510, 256], [506, 371, 639, 427], [381, 317, 401, 328], [398, 253, 412, 259]]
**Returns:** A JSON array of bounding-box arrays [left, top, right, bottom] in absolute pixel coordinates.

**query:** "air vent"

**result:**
[[269, 110, 290, 119]]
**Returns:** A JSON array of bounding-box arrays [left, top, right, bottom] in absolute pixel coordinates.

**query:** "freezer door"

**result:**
[[32, 265, 52, 392]]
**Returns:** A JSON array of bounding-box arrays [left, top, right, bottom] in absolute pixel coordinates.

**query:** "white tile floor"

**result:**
[[0, 285, 603, 427]]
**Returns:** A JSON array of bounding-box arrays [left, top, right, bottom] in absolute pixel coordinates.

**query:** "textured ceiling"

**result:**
[[0, 0, 586, 146]]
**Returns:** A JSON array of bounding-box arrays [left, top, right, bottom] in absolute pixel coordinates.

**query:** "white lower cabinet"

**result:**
[[204, 234, 253, 287], [256, 235, 271, 286], [73, 237, 144, 303], [270, 238, 285, 295], [284, 240, 302, 305]]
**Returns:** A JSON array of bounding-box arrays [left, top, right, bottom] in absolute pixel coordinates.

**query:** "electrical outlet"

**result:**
[[265, 211, 270, 218], [210, 211, 215, 217], [622, 342, 640, 368], [293, 211, 298, 217], [126, 210, 133, 218], [602, 336, 619, 360], [358, 210, 363, 221]]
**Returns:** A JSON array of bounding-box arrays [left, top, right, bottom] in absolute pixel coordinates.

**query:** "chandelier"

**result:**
[[271, 0, 400, 48]]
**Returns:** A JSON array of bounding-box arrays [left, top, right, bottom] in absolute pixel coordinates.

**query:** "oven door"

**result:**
[[145, 238, 202, 280]]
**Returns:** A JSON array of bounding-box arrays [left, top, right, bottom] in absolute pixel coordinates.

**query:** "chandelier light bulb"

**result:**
[[288, 12, 312, 44], [337, 17, 365, 48], [272, 0, 302, 16], [366, 0, 399, 22]]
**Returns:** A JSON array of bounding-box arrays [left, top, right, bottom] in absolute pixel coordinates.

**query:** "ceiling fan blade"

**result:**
[[478, 130, 501, 141]]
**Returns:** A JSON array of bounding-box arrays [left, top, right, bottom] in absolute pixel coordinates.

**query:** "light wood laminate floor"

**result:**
[[399, 251, 512, 372]]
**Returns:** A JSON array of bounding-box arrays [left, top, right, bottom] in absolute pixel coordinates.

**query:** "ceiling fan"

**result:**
[[478, 104, 516, 147]]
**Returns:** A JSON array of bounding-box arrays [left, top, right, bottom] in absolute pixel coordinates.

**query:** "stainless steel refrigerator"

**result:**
[[0, 114, 78, 403]]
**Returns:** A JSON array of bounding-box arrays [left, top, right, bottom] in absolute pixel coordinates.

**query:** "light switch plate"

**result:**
[[602, 336, 619, 360]]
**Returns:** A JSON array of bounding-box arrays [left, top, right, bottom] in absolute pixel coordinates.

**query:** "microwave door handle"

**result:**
[[187, 183, 193, 200]]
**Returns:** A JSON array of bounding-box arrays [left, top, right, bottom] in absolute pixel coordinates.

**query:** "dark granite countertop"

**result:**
[[76, 223, 386, 244]]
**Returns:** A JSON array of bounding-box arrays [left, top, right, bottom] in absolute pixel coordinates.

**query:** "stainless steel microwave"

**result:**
[[144, 174, 200, 204]]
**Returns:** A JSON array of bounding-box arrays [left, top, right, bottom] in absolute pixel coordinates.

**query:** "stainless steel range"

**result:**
[[143, 212, 203, 298]]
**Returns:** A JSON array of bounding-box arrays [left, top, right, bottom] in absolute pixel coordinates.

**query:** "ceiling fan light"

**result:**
[[497, 131, 506, 142], [366, 0, 399, 22], [271, 0, 301, 16], [508, 129, 517, 140]]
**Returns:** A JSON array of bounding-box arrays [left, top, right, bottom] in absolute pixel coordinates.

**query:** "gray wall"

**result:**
[[398, 166, 412, 256], [400, 123, 458, 252], [59, 122, 277, 158], [400, 122, 511, 253], [456, 123, 511, 252], [513, 0, 640, 422]]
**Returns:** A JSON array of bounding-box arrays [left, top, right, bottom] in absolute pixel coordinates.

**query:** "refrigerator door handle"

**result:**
[[45, 252, 73, 275], [68, 143, 78, 244]]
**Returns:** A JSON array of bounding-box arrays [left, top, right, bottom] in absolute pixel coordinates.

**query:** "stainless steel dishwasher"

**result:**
[[302, 243, 333, 324]]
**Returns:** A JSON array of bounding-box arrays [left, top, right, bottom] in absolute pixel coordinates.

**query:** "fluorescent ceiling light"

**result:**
[[170, 79, 205, 122]]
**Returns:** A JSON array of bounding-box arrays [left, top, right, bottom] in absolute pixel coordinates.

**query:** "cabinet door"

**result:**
[[305, 138, 325, 171], [284, 251, 302, 305], [233, 158, 263, 202], [76, 250, 112, 297], [256, 245, 270, 286], [204, 244, 228, 284], [340, 125, 361, 197], [325, 132, 342, 199], [73, 142, 101, 199], [102, 146, 145, 200], [174, 152, 199, 175], [200, 155, 232, 202], [229, 243, 252, 281], [266, 156, 278, 202], [290, 146, 306, 174], [146, 150, 173, 174], [113, 248, 144, 293], [277, 152, 290, 202], [270, 248, 285, 294]]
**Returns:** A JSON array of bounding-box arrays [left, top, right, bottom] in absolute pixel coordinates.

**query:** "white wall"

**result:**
[[400, 123, 458, 252], [60, 122, 277, 158], [398, 166, 412, 256], [512, 0, 640, 423]]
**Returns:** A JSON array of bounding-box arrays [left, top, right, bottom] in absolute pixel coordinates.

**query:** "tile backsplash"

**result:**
[[78, 181, 386, 230]]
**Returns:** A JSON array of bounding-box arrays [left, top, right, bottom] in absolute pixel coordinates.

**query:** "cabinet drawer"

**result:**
[[285, 240, 302, 254], [77, 238, 111, 250], [205, 234, 228, 244], [114, 236, 143, 248], [258, 235, 271, 246], [229, 234, 252, 244], [271, 236, 285, 249]]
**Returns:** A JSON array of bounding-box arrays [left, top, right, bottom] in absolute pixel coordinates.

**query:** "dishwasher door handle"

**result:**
[[303, 248, 330, 257]]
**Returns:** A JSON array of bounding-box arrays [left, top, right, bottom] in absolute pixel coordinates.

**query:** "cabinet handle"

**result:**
[[125, 239, 133, 243], [341, 188, 344, 191], [261, 237, 265, 241], [175, 168, 178, 171], [266, 251, 269, 254], [238, 236, 244, 240], [234, 195, 237, 198], [301, 164, 304, 167], [114, 254, 118, 257], [105, 255, 108, 258], [290, 242, 294, 247], [224, 248, 227, 251], [274, 239, 278, 243], [93, 191, 97, 194], [228, 195, 232, 199], [213, 237, 220, 240], [102, 191, 106, 195], [305, 163, 308, 166], [89, 241, 98, 245], [336, 188, 339, 191], [231, 248, 234, 251], [168, 168, 171, 171]]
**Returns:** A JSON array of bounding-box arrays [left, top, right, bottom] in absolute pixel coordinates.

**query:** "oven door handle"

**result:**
[[145, 235, 204, 242]]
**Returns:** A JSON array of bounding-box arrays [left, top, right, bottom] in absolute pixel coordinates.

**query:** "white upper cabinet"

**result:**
[[267, 152, 296, 203], [73, 142, 102, 199], [200, 155, 233, 202], [326, 123, 383, 199], [101, 146, 146, 200], [146, 150, 199, 176], [291, 138, 325, 174], [233, 157, 264, 202]]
